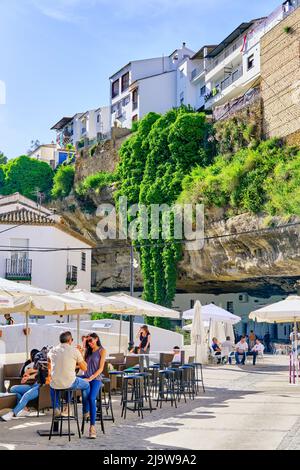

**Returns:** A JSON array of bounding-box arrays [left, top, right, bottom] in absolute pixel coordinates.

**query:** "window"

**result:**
[[190, 300, 195, 309], [81, 252, 86, 272], [122, 95, 130, 107], [227, 301, 234, 313], [97, 114, 100, 123], [132, 88, 138, 110], [247, 54, 254, 70], [200, 85, 206, 96], [180, 91, 184, 104], [132, 114, 138, 122], [112, 79, 119, 98], [121, 72, 130, 92], [180, 69, 184, 79]]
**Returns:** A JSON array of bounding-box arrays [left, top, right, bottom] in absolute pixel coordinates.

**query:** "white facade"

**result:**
[[109, 44, 195, 129], [51, 107, 111, 150], [28, 144, 57, 168], [0, 193, 92, 297]]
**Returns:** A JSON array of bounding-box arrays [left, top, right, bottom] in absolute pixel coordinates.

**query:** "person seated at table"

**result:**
[[247, 339, 265, 366], [79, 333, 106, 440], [172, 346, 182, 364], [1, 349, 40, 422], [48, 331, 90, 420], [235, 336, 249, 365], [221, 337, 234, 364], [211, 337, 222, 364], [129, 346, 140, 355]]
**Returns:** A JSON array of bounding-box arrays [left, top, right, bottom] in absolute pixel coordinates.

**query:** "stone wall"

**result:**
[[261, 7, 300, 139], [74, 127, 131, 184]]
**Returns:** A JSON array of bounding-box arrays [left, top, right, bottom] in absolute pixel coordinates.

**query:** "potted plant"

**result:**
[[283, 26, 292, 34]]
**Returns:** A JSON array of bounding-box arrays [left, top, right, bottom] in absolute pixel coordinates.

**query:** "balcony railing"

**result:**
[[221, 66, 243, 91], [6, 258, 32, 281], [66, 265, 78, 286], [191, 64, 205, 81]]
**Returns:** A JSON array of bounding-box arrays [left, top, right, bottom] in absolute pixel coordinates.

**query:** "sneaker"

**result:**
[[89, 426, 97, 439], [1, 411, 14, 422], [16, 409, 31, 418]]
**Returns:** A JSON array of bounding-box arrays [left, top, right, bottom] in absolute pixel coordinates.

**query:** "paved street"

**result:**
[[1, 355, 300, 450]]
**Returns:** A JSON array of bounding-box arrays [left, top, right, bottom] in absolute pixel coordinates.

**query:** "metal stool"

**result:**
[[179, 365, 196, 400], [156, 370, 177, 408], [101, 377, 115, 422], [121, 375, 144, 419], [147, 365, 160, 397], [49, 389, 81, 441], [168, 367, 187, 403], [189, 363, 205, 394], [137, 372, 153, 412]]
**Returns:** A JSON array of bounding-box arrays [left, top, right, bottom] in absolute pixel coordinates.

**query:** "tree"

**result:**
[[51, 165, 75, 199], [0, 151, 7, 165], [1, 155, 54, 200]]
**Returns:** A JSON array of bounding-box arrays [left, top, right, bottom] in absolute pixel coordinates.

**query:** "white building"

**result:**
[[109, 43, 195, 129], [51, 107, 111, 150], [0, 193, 93, 297], [28, 144, 57, 169]]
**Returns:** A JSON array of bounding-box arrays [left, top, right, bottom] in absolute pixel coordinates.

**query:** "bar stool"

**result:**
[[49, 389, 81, 442], [121, 375, 144, 419], [137, 372, 153, 412], [189, 363, 205, 394], [81, 385, 105, 435], [156, 370, 177, 408], [179, 365, 196, 400], [147, 364, 160, 397], [101, 377, 115, 423], [168, 367, 187, 403]]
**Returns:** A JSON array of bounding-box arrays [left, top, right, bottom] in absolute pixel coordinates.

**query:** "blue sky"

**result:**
[[0, 0, 280, 159]]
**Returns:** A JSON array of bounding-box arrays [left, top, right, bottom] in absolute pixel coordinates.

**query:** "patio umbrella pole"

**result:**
[[295, 318, 299, 385], [77, 314, 80, 345], [25, 311, 29, 360], [119, 315, 123, 353]]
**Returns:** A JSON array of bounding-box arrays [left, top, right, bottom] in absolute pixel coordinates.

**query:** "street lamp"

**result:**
[[129, 244, 139, 349]]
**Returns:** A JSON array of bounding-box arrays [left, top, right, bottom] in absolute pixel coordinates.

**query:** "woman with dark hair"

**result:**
[[80, 333, 106, 439], [138, 325, 151, 367]]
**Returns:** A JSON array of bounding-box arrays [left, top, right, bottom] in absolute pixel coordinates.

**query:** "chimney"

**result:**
[[182, 42, 186, 48]]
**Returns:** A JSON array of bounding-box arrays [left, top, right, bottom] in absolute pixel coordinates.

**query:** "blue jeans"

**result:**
[[50, 377, 90, 410], [82, 380, 102, 426], [11, 384, 40, 416], [235, 352, 247, 364]]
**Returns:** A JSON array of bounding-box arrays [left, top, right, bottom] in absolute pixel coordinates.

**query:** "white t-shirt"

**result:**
[[252, 343, 265, 354], [48, 343, 84, 390], [172, 352, 181, 363], [221, 340, 234, 352], [236, 341, 249, 352]]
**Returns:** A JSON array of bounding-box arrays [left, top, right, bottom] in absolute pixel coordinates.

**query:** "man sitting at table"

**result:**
[[247, 339, 265, 366], [48, 331, 90, 417], [235, 336, 249, 365]]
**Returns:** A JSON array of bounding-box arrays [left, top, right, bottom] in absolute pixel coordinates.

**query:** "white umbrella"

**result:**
[[108, 293, 180, 318], [64, 289, 133, 352], [191, 301, 207, 364], [0, 279, 94, 357], [249, 296, 300, 383], [183, 303, 241, 324], [209, 319, 226, 345], [224, 322, 235, 341], [108, 293, 180, 354]]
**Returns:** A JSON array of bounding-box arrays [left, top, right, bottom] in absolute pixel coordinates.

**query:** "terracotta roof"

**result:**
[[0, 208, 55, 225]]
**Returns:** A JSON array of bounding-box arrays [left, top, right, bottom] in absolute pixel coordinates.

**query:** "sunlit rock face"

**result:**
[[52, 196, 300, 297]]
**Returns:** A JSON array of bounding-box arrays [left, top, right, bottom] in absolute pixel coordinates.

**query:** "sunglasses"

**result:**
[[87, 338, 94, 344]]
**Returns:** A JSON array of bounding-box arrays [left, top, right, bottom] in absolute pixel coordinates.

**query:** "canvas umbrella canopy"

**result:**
[[0, 279, 94, 357], [208, 319, 226, 346], [64, 289, 133, 351], [108, 293, 181, 353], [183, 303, 241, 324], [191, 301, 208, 364], [249, 296, 300, 383]]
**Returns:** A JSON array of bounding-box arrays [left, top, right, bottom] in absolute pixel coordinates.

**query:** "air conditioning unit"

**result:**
[[238, 294, 249, 303]]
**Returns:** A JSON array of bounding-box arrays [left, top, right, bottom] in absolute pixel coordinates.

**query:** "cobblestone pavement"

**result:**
[[0, 355, 299, 450]]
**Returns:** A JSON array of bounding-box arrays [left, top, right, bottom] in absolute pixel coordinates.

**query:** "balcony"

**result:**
[[221, 65, 243, 91], [191, 64, 205, 82], [66, 265, 78, 286], [6, 258, 32, 281]]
